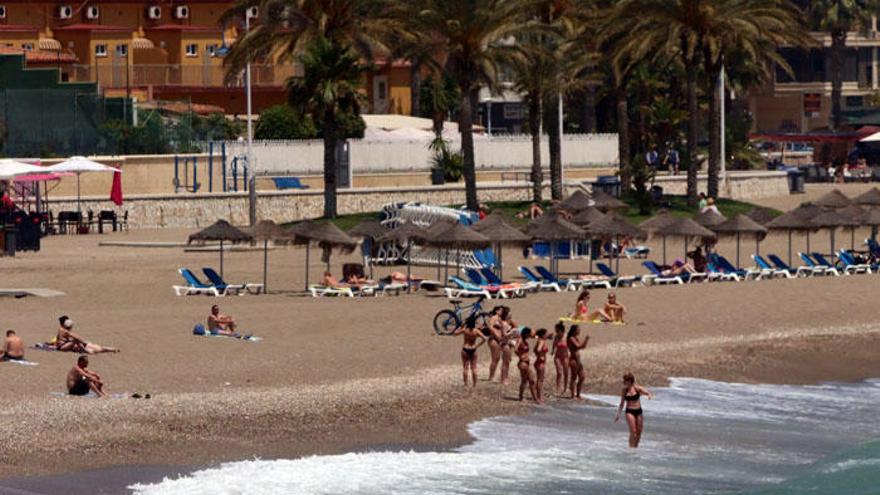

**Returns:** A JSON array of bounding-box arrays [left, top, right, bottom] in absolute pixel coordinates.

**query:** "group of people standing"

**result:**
[[453, 294, 652, 448]]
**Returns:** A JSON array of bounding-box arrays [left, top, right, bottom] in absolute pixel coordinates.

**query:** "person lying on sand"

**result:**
[[67, 356, 106, 397], [1, 329, 24, 361], [56, 316, 120, 354], [208, 305, 238, 336]]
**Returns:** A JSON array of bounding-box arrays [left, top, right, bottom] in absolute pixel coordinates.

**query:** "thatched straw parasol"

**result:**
[[527, 214, 587, 275], [766, 203, 822, 265], [585, 214, 646, 272], [590, 190, 628, 212], [250, 220, 289, 294], [694, 209, 727, 228], [471, 217, 531, 280], [639, 210, 675, 233], [746, 207, 778, 226], [570, 206, 607, 228], [559, 190, 593, 212], [810, 210, 858, 257], [347, 219, 388, 279], [188, 219, 254, 278], [712, 214, 767, 268], [838, 204, 867, 250], [655, 217, 716, 265], [812, 189, 851, 209], [289, 221, 358, 290], [854, 187, 880, 207], [859, 206, 880, 241], [471, 211, 507, 231], [377, 222, 428, 292]]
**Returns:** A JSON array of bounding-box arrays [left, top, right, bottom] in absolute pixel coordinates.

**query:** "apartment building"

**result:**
[[0, 1, 412, 115]]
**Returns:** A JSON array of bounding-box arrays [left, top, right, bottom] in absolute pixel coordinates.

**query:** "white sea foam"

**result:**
[[131, 378, 880, 495]]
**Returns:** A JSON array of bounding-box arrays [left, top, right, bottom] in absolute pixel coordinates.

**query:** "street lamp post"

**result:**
[[246, 13, 256, 226]]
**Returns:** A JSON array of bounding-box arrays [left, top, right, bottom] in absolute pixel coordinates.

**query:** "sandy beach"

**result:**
[[1, 184, 880, 490]]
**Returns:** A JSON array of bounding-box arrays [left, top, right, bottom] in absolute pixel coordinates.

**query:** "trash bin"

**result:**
[[430, 168, 446, 185], [593, 175, 622, 197], [3, 225, 16, 257], [787, 169, 805, 194]]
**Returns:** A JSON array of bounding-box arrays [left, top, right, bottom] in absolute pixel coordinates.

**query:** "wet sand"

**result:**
[[1, 183, 879, 490]]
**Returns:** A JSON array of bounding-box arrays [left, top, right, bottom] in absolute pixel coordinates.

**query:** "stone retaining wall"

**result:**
[[44, 171, 789, 229]]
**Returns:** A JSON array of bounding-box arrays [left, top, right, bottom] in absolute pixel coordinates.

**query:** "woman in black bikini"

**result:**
[[486, 307, 503, 382], [515, 327, 537, 402], [533, 328, 548, 404], [614, 372, 653, 448], [567, 325, 589, 400], [551, 322, 569, 396], [453, 316, 486, 387]]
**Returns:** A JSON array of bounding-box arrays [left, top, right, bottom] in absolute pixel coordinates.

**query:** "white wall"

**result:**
[[224, 134, 619, 176]]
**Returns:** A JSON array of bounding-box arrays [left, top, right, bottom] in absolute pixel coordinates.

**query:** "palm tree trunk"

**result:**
[[529, 90, 543, 203], [686, 60, 699, 206], [459, 88, 478, 211], [545, 91, 562, 200], [830, 30, 846, 130], [707, 63, 721, 199], [617, 89, 631, 189], [322, 109, 339, 219], [410, 61, 422, 117]]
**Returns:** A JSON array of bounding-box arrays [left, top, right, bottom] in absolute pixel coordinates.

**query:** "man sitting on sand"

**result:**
[[67, 356, 106, 397], [602, 292, 626, 324], [55, 316, 120, 354], [208, 304, 238, 336], [1, 330, 24, 361]]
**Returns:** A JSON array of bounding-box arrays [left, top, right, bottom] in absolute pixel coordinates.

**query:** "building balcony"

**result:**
[[68, 63, 299, 89]]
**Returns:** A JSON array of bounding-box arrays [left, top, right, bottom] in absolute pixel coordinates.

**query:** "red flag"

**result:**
[[110, 171, 123, 206]]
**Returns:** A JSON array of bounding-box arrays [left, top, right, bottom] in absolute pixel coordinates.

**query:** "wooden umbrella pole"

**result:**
[[263, 239, 268, 294], [304, 243, 310, 291], [788, 230, 792, 266], [406, 239, 412, 294], [220, 240, 224, 278], [662, 236, 667, 265], [615, 235, 621, 274], [498, 244, 504, 281], [735, 233, 740, 269]]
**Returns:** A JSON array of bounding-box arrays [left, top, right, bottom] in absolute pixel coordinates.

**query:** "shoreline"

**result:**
[[2, 322, 879, 492]]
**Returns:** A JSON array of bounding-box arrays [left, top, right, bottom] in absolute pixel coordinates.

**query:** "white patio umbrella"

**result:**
[[0, 159, 46, 179], [47, 157, 121, 212]]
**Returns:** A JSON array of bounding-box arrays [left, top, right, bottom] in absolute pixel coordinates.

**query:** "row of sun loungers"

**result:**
[[173, 268, 264, 297]]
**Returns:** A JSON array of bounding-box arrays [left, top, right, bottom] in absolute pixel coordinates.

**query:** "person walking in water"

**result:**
[[567, 325, 590, 400], [453, 316, 485, 387], [614, 372, 653, 448], [533, 328, 549, 404], [515, 327, 537, 402], [552, 322, 569, 396]]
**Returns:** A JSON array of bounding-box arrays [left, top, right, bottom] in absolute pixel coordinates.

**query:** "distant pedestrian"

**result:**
[[645, 146, 659, 171], [666, 147, 680, 175]]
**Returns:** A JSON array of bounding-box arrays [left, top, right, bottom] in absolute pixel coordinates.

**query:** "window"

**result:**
[[21, 43, 33, 51], [116, 44, 128, 57], [185, 43, 198, 57], [503, 103, 524, 120], [377, 81, 387, 99], [95, 44, 108, 57], [207, 44, 218, 57]]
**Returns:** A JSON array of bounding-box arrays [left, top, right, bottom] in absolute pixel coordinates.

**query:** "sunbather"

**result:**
[[55, 316, 119, 354], [687, 247, 708, 273], [322, 271, 349, 288], [661, 259, 696, 276], [602, 293, 626, 324], [208, 305, 238, 336], [67, 356, 105, 397], [1, 330, 24, 361]]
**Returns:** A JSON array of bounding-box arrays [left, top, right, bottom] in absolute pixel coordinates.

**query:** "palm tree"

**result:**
[[701, 0, 810, 198], [807, 0, 879, 130], [222, 0, 392, 218], [389, 0, 530, 211]]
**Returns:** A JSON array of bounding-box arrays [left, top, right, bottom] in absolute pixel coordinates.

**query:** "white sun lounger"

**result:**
[[309, 285, 355, 298]]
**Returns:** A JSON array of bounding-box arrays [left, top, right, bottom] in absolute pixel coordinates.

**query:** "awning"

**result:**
[[132, 37, 155, 50], [37, 37, 62, 51], [751, 127, 879, 144]]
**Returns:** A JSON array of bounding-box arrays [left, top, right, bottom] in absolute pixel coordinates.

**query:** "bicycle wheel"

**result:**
[[475, 311, 492, 329], [433, 310, 461, 336]]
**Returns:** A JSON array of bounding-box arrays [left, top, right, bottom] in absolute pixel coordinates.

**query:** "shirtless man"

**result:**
[[1, 330, 24, 361], [67, 356, 106, 397], [207, 304, 238, 336], [56, 316, 119, 354], [603, 292, 627, 324]]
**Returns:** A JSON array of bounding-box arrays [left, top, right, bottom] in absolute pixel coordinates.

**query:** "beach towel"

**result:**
[[193, 324, 262, 342], [3, 358, 38, 366], [49, 392, 133, 399], [558, 316, 627, 326]]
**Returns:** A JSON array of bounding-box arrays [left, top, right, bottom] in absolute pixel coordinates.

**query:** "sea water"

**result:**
[[130, 378, 880, 494]]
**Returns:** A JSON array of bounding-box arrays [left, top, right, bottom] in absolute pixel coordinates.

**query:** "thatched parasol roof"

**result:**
[[347, 219, 387, 239], [376, 222, 428, 244], [476, 221, 532, 244], [859, 207, 880, 226], [586, 214, 646, 239], [694, 209, 727, 228], [713, 214, 768, 240], [289, 220, 358, 248], [527, 214, 587, 241], [854, 187, 880, 206], [655, 217, 717, 239], [570, 206, 607, 227], [423, 219, 458, 240], [639, 210, 675, 233], [810, 209, 859, 228], [838, 204, 866, 223], [813, 189, 851, 209], [250, 220, 289, 241], [746, 207, 778, 226], [188, 220, 253, 244], [766, 203, 822, 231], [590, 190, 628, 212], [471, 211, 508, 232], [423, 223, 491, 249], [559, 190, 593, 211]]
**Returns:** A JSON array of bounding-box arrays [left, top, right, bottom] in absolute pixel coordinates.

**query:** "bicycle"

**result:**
[[432, 296, 491, 336]]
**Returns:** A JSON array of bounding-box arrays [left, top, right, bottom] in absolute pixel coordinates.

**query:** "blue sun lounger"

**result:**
[[767, 254, 813, 277], [534, 265, 610, 290], [518, 266, 562, 292], [799, 252, 839, 276], [835, 250, 873, 274], [752, 255, 794, 279], [203, 267, 264, 295], [596, 263, 640, 287], [174, 268, 222, 297], [641, 261, 685, 285]]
